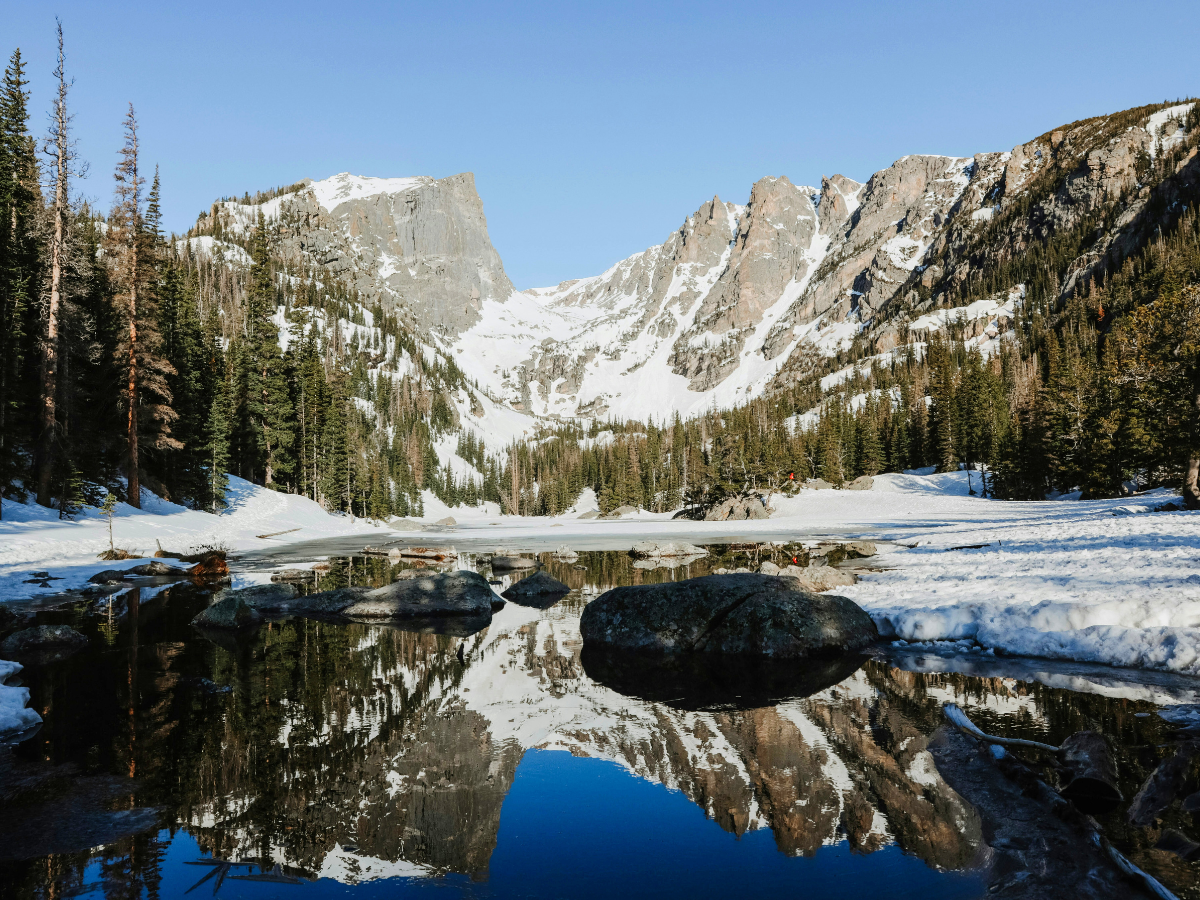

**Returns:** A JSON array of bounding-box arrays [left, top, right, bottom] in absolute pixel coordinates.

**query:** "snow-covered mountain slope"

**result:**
[[192, 100, 1198, 441], [206, 172, 514, 335]]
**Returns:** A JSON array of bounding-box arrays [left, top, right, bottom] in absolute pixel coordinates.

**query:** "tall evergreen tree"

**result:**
[[0, 46, 40, 511], [242, 213, 294, 486], [108, 104, 178, 506]]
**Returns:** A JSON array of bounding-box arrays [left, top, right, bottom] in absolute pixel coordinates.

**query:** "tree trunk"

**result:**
[[1184, 456, 1200, 509], [35, 43, 70, 508], [1187, 391, 1200, 510], [127, 269, 140, 508]]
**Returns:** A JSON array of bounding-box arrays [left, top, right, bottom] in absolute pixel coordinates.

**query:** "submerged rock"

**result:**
[[127, 560, 189, 577], [342, 570, 497, 619], [580, 573, 877, 658], [490, 555, 538, 571], [191, 595, 262, 630], [502, 571, 570, 608], [227, 584, 298, 609], [0, 625, 88, 662], [87, 569, 128, 584], [1058, 731, 1123, 814]]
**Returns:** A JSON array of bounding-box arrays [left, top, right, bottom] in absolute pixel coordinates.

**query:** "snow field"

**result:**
[[3, 465, 1200, 729], [0, 476, 386, 603]]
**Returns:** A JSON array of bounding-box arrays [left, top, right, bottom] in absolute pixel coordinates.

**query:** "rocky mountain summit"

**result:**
[[188, 100, 1199, 439], [202, 172, 513, 334]]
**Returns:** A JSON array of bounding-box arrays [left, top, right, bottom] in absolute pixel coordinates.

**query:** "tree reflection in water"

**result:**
[[0, 551, 1195, 898]]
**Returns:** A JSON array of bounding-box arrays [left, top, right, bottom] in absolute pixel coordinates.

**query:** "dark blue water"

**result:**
[[3, 549, 1188, 899], [71, 750, 979, 899]]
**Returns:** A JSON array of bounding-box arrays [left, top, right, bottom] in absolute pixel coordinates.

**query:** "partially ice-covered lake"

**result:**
[[2, 542, 1199, 898]]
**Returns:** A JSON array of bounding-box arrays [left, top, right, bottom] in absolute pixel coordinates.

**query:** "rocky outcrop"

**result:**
[[185, 102, 1198, 439], [579, 573, 878, 657], [779, 565, 858, 592], [669, 177, 821, 389], [705, 494, 770, 520], [205, 173, 514, 337]]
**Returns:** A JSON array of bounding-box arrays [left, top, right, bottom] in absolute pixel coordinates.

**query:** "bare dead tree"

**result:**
[[35, 21, 81, 506]]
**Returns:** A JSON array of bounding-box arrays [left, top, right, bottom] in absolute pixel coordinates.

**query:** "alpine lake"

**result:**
[[2, 538, 1199, 899]]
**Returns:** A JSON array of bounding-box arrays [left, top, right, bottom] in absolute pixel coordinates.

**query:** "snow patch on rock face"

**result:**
[[176, 236, 253, 268], [1146, 103, 1195, 157], [309, 173, 432, 211]]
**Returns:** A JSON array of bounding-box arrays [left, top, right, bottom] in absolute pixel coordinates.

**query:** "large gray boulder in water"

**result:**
[[579, 573, 876, 658], [342, 570, 497, 619]]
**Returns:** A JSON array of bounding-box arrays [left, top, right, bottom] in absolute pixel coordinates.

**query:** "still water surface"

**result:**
[[2, 547, 1197, 898]]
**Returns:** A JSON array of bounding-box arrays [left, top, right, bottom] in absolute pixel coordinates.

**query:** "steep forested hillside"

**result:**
[[3, 25, 1199, 521]]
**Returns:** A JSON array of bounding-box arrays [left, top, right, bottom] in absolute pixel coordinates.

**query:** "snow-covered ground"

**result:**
[[5, 469, 1200, 688], [0, 476, 387, 602], [393, 471, 1200, 676]]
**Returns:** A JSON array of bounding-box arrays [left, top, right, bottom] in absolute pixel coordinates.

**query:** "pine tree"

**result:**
[[159, 260, 209, 504], [109, 104, 178, 507], [203, 373, 232, 511], [243, 213, 295, 486], [927, 333, 957, 472], [318, 374, 348, 509], [0, 46, 40, 511]]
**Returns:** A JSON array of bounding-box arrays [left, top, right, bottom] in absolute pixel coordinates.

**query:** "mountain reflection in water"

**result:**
[[1, 550, 1194, 898]]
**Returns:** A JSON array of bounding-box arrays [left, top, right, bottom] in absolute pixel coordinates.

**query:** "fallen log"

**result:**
[[1128, 742, 1200, 827], [942, 703, 1059, 752], [1156, 829, 1200, 862], [256, 528, 301, 540], [1059, 731, 1123, 813], [395, 547, 455, 560], [943, 703, 1178, 900], [153, 540, 183, 559]]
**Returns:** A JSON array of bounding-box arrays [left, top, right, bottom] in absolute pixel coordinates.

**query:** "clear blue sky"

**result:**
[[7, 1, 1199, 288]]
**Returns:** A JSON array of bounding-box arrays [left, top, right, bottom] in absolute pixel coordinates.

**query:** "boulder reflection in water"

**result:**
[[580, 645, 867, 711]]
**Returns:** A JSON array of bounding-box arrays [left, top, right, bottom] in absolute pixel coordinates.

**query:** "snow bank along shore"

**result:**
[[2, 469, 1199, 735]]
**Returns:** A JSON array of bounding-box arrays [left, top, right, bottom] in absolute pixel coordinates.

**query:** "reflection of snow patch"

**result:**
[[0, 659, 41, 735]]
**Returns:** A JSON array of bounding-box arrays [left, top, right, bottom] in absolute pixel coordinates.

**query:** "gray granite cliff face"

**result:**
[[215, 172, 514, 336], [189, 102, 1198, 424]]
